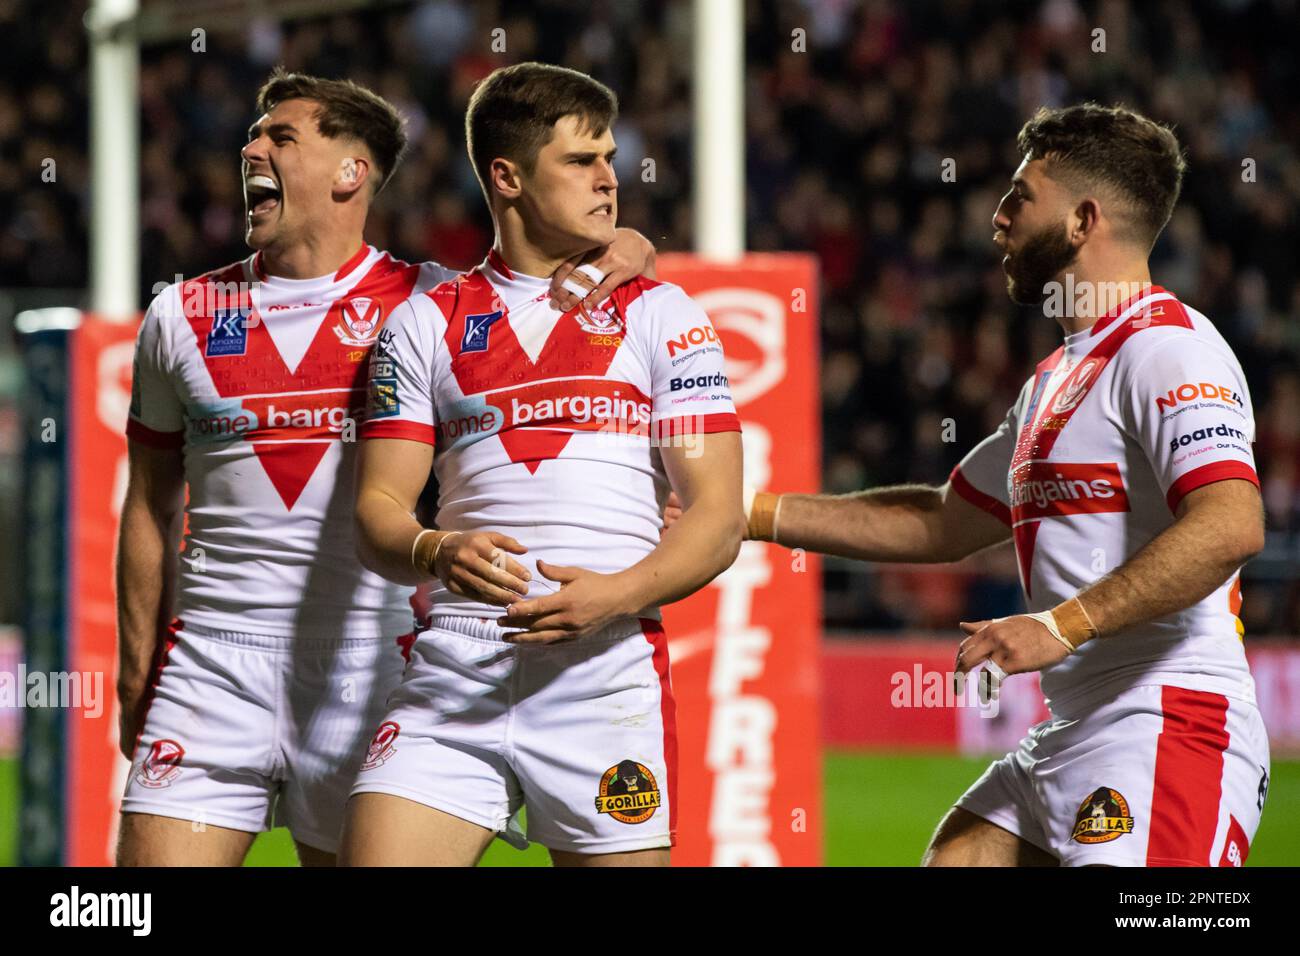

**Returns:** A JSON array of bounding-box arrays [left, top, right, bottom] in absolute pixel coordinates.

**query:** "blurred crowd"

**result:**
[[3, 0, 1298, 633]]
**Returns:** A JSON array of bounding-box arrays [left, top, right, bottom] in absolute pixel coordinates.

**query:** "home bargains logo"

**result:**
[[1009, 461, 1130, 524]]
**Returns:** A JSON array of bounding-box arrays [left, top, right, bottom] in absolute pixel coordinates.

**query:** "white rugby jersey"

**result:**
[[360, 249, 741, 618], [128, 244, 455, 639], [951, 285, 1261, 710]]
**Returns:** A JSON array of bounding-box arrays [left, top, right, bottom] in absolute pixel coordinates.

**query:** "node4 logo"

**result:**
[[205, 307, 249, 357]]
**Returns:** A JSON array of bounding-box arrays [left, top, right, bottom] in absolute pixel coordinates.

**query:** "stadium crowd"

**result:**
[[4, 0, 1298, 633]]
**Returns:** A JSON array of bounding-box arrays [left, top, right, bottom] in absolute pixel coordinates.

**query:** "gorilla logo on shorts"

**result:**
[[594, 759, 661, 824], [361, 721, 400, 770], [136, 739, 185, 789], [1071, 786, 1135, 843]]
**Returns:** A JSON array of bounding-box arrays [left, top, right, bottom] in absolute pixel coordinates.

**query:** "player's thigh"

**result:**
[[339, 793, 495, 866], [549, 848, 670, 868], [923, 806, 1058, 867], [116, 812, 256, 867]]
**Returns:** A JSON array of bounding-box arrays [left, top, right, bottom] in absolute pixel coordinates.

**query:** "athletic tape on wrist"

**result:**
[[432, 531, 462, 573], [411, 529, 437, 575], [561, 263, 605, 301], [1023, 609, 1077, 653]]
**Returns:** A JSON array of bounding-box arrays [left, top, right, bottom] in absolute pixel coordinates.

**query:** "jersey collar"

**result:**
[[1087, 283, 1169, 336]]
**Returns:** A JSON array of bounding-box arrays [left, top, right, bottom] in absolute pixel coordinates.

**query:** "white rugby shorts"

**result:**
[[351, 615, 678, 855], [121, 620, 411, 854], [956, 682, 1270, 866]]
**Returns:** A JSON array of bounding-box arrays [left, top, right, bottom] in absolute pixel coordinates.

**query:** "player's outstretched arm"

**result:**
[[738, 481, 1011, 564], [115, 440, 185, 758], [500, 431, 745, 643], [956, 478, 1265, 679], [354, 437, 531, 604]]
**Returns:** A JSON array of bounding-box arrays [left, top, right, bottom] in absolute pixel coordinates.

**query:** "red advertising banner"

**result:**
[[67, 316, 139, 866], [655, 254, 822, 866], [823, 636, 1300, 758]]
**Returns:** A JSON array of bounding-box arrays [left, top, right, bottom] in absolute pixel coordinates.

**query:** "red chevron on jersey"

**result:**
[[438, 266, 657, 473], [1009, 287, 1191, 595], [181, 251, 423, 507]]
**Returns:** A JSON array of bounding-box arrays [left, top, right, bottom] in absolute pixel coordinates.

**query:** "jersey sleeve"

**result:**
[[360, 297, 439, 446], [947, 403, 1017, 527], [1121, 336, 1259, 512], [126, 288, 185, 449], [642, 283, 741, 440]]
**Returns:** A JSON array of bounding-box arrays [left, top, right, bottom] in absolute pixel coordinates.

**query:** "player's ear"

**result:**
[[1071, 197, 1102, 247], [335, 156, 371, 197], [490, 157, 523, 201]]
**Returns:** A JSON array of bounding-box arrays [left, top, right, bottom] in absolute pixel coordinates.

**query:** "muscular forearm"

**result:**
[[116, 501, 181, 693], [616, 503, 743, 611], [1077, 506, 1258, 640], [772, 485, 962, 562], [355, 488, 439, 585]]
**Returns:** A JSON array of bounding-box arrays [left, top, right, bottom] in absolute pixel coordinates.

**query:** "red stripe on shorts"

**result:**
[[1146, 686, 1231, 866], [641, 619, 678, 841], [132, 618, 182, 754]]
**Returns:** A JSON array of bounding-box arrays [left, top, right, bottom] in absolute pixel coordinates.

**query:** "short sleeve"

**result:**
[[948, 403, 1017, 526], [360, 298, 439, 445], [643, 284, 740, 440], [126, 289, 185, 449], [1121, 337, 1259, 512]]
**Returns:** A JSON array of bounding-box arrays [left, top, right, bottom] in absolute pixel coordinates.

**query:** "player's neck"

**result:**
[[1052, 259, 1153, 337], [258, 228, 366, 282], [493, 215, 596, 280]]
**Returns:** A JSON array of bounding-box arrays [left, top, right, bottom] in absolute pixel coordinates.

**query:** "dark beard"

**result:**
[[1004, 223, 1077, 306]]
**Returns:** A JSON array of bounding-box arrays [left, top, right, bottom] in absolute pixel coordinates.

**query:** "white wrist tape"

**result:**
[[1022, 610, 1077, 653], [411, 529, 436, 574], [561, 263, 605, 301]]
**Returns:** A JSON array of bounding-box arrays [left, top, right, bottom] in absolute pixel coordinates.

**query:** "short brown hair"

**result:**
[[255, 67, 408, 194], [1017, 103, 1187, 249], [465, 62, 618, 199]]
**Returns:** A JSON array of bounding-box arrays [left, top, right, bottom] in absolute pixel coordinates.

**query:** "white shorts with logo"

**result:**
[[956, 682, 1270, 866], [121, 621, 410, 854], [351, 615, 678, 855]]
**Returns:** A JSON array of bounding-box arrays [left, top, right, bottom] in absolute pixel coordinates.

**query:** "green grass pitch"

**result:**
[[2, 752, 1295, 866]]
